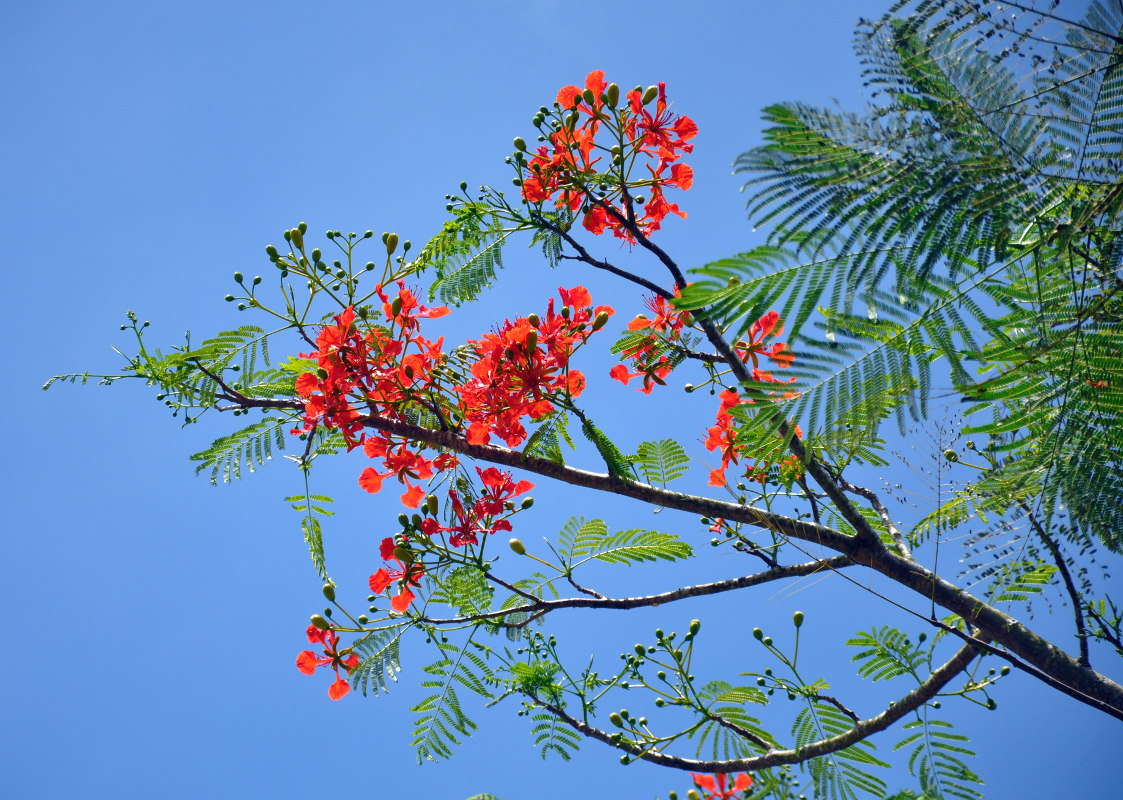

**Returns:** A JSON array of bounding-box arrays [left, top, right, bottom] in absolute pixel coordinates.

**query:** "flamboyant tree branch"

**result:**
[[419, 555, 854, 627], [528, 640, 981, 773], [194, 363, 1123, 717]]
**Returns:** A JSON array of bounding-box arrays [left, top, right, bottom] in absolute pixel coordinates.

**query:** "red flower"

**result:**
[[691, 772, 753, 800], [369, 556, 425, 613], [296, 625, 360, 701]]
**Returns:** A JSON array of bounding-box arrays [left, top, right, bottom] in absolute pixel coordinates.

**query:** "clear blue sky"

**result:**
[[5, 1, 1116, 798]]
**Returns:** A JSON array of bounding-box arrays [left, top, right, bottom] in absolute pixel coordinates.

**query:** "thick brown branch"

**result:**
[[530, 640, 979, 773]]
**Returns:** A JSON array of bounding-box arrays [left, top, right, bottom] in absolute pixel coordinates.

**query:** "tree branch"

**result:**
[[529, 640, 980, 773], [1021, 502, 1090, 666], [421, 556, 853, 626]]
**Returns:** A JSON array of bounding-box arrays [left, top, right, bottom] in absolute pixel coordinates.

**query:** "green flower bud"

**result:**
[[525, 330, 538, 351], [641, 85, 659, 105], [965, 440, 977, 450], [357, 615, 369, 624], [591, 311, 610, 331], [608, 712, 623, 727], [1000, 666, 1010, 676], [386, 233, 398, 255], [753, 627, 764, 640], [311, 248, 322, 263], [224, 294, 235, 302], [297, 221, 307, 234], [606, 83, 619, 107], [459, 181, 468, 190], [581, 88, 596, 106], [509, 538, 526, 555], [322, 583, 336, 601], [252, 275, 262, 285], [634, 643, 646, 657], [654, 697, 665, 707], [310, 614, 331, 630], [364, 230, 374, 238], [520, 497, 534, 510], [943, 449, 959, 462], [793, 610, 805, 628], [391, 296, 403, 317], [426, 494, 439, 515], [381, 231, 389, 244], [265, 244, 279, 259], [513, 136, 527, 151], [233, 272, 244, 283], [392, 546, 413, 563], [398, 512, 410, 527], [689, 619, 701, 636], [763, 636, 773, 647], [527, 313, 540, 327], [290, 228, 303, 250], [687, 790, 702, 800]]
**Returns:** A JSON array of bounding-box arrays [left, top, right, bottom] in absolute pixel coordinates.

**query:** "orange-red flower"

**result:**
[[691, 772, 753, 800], [296, 625, 360, 700]]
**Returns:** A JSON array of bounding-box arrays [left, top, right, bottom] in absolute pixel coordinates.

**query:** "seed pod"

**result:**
[[509, 538, 526, 555], [322, 584, 336, 601], [606, 83, 619, 107], [513, 136, 527, 151], [793, 610, 805, 628], [310, 614, 331, 631], [290, 228, 304, 250], [641, 85, 659, 105], [386, 233, 398, 255]]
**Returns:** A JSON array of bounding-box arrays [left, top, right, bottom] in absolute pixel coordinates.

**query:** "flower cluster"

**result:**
[[292, 283, 455, 507], [690, 772, 754, 800], [518, 71, 697, 240], [296, 625, 360, 700], [454, 286, 613, 447], [704, 312, 802, 487], [611, 290, 691, 393]]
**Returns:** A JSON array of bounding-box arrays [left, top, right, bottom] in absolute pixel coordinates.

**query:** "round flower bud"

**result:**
[[763, 636, 773, 646], [265, 244, 279, 259], [298, 221, 308, 234], [290, 228, 303, 250], [634, 643, 646, 657], [687, 790, 702, 800], [357, 615, 369, 624], [224, 294, 235, 302], [753, 627, 764, 640], [689, 619, 702, 635], [581, 88, 596, 106], [322, 583, 336, 601], [591, 311, 610, 331], [943, 449, 959, 462], [527, 313, 541, 327], [1000, 666, 1010, 676], [509, 538, 526, 555], [310, 614, 331, 630], [513, 137, 527, 152], [398, 513, 410, 527], [252, 276, 262, 285], [609, 712, 624, 727], [233, 272, 244, 283], [793, 610, 805, 628], [641, 85, 659, 105], [965, 440, 977, 450], [654, 697, 665, 707], [386, 233, 399, 255], [520, 497, 534, 510]]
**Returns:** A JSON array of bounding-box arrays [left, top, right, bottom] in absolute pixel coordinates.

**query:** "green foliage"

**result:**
[[191, 417, 288, 484], [522, 411, 575, 465], [350, 630, 403, 697], [415, 202, 512, 307], [430, 566, 495, 619], [286, 491, 334, 580], [413, 635, 494, 762], [633, 438, 689, 487], [793, 702, 890, 799], [578, 415, 634, 479], [847, 628, 926, 683], [694, 681, 773, 761], [895, 719, 982, 800], [554, 517, 693, 569], [528, 706, 583, 761]]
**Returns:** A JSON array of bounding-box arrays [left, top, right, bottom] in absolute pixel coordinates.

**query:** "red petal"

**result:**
[[401, 484, 424, 509], [294, 372, 319, 397], [732, 773, 753, 791], [670, 163, 694, 190], [585, 70, 606, 98], [391, 588, 415, 613], [556, 85, 581, 108], [296, 650, 319, 675], [306, 624, 328, 645], [466, 422, 491, 445], [369, 569, 391, 594], [328, 677, 351, 701], [358, 467, 384, 494], [379, 536, 397, 560]]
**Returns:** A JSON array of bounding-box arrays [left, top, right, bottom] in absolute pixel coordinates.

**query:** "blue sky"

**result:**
[[4, 1, 1116, 798]]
